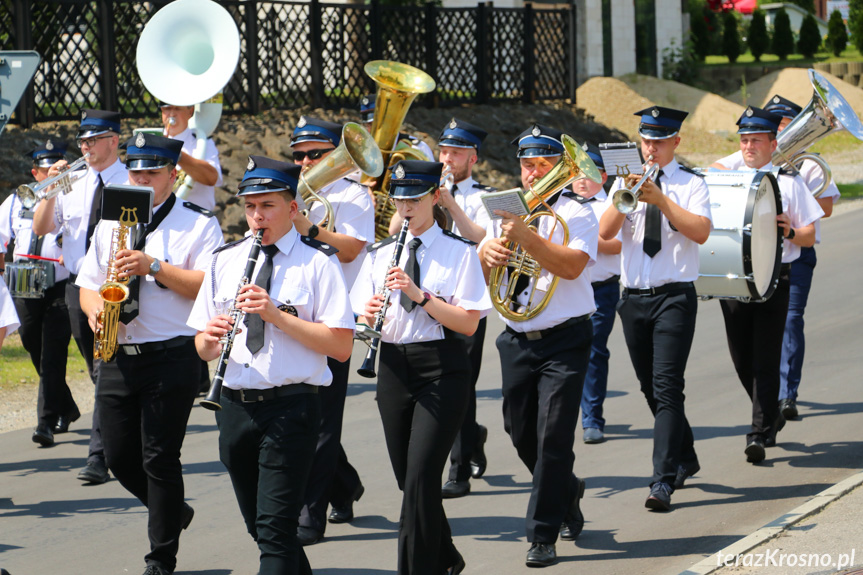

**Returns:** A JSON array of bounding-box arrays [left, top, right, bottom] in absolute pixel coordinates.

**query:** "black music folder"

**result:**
[[101, 184, 154, 224]]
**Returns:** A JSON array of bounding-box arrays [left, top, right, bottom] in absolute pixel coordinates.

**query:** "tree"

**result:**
[[789, 0, 815, 12], [748, 9, 770, 61], [772, 8, 795, 59], [850, 0, 863, 53], [826, 9, 848, 56], [798, 13, 822, 58], [722, 10, 741, 63], [690, 2, 711, 61]]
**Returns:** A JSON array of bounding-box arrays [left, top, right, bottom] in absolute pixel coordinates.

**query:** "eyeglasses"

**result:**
[[292, 148, 333, 162], [77, 135, 113, 148], [391, 194, 431, 206]]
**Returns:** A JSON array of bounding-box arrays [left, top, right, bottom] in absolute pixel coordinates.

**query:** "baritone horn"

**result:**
[[297, 123, 384, 231], [612, 156, 659, 215], [772, 69, 863, 198], [488, 135, 601, 322]]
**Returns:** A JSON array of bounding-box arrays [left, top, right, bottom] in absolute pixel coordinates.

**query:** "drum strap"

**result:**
[[643, 170, 663, 258], [28, 233, 44, 256]]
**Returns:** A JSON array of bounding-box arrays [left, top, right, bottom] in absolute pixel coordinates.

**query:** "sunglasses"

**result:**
[[292, 148, 333, 162]]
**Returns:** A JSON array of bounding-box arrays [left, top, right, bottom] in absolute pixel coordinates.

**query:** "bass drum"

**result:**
[[695, 170, 782, 302]]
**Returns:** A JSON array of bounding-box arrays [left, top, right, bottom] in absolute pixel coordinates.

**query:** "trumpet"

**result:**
[[612, 156, 659, 215], [17, 153, 90, 209], [357, 217, 411, 379]]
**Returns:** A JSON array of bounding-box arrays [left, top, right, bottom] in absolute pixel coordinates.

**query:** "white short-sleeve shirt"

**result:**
[[450, 175, 495, 237], [168, 127, 223, 212], [579, 190, 621, 283], [0, 280, 20, 334], [1, 194, 69, 283]]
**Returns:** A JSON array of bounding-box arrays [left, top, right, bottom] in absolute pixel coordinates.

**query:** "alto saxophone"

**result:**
[[94, 207, 138, 362]]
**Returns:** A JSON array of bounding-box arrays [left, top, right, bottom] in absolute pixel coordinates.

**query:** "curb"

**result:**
[[678, 470, 863, 575]]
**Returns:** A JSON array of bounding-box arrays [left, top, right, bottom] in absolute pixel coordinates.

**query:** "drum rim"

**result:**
[[743, 171, 783, 302]]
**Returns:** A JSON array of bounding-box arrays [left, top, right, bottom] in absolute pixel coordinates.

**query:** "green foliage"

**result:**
[[772, 8, 795, 59], [798, 13, 822, 58], [690, 1, 711, 61], [788, 0, 815, 12], [851, 0, 863, 53], [722, 10, 742, 63], [748, 9, 770, 61], [662, 39, 700, 85], [826, 10, 848, 56]]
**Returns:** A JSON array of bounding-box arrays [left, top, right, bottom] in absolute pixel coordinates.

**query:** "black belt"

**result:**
[[623, 281, 693, 297], [117, 335, 193, 356], [68, 273, 77, 283], [592, 274, 620, 289], [505, 314, 591, 341], [780, 263, 792, 274], [222, 383, 318, 403]]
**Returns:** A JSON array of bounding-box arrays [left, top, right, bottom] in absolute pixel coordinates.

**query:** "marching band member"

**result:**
[[351, 160, 490, 575], [716, 107, 822, 464], [478, 124, 596, 567], [710, 95, 840, 422], [571, 143, 621, 445], [289, 116, 373, 545], [190, 156, 353, 575], [600, 107, 712, 511], [0, 140, 77, 447], [159, 102, 223, 211], [32, 109, 128, 485], [77, 133, 224, 575]]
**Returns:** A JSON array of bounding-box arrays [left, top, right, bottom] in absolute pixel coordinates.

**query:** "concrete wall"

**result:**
[[611, 0, 637, 76], [576, 0, 606, 83], [655, 0, 685, 78]]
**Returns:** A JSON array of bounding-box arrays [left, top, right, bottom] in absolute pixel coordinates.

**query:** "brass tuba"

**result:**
[[772, 69, 863, 197], [489, 135, 601, 321], [94, 207, 138, 362], [362, 60, 436, 240], [298, 122, 384, 231]]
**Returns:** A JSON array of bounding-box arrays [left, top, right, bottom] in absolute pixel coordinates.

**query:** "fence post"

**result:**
[[97, 0, 117, 111], [13, 0, 36, 126], [370, 0, 382, 62], [309, 0, 325, 108], [475, 2, 488, 105], [523, 2, 535, 104], [245, 1, 260, 115], [424, 2, 437, 108], [567, 0, 576, 102]]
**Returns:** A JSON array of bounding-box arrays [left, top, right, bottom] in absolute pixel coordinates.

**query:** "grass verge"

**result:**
[[0, 333, 89, 390]]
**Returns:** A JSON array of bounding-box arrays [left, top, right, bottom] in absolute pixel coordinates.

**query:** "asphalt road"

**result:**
[[2, 207, 862, 575]]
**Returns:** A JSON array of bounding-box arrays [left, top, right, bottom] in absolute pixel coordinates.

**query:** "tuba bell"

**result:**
[[297, 122, 384, 231], [772, 69, 863, 197], [488, 135, 601, 321]]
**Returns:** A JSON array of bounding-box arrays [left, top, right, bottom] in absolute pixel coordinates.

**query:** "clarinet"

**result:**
[[200, 229, 265, 411], [357, 217, 411, 378]]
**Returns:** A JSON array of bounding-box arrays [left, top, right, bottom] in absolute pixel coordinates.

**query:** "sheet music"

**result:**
[[599, 143, 644, 177], [481, 188, 530, 220]]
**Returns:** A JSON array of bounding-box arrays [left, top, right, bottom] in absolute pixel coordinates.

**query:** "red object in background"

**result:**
[[731, 0, 757, 13], [705, 0, 757, 13]]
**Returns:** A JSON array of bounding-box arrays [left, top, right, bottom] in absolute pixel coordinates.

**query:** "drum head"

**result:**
[[747, 172, 782, 299]]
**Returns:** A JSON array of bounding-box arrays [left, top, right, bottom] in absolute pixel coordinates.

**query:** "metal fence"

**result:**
[[1, 0, 577, 126]]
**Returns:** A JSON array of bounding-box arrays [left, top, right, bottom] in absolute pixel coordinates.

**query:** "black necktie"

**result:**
[[643, 170, 663, 258], [86, 174, 103, 252], [400, 238, 422, 311], [245, 244, 279, 354]]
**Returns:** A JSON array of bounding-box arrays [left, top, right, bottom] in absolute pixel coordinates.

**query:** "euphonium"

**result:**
[[94, 207, 138, 362], [298, 122, 384, 231], [488, 135, 601, 322]]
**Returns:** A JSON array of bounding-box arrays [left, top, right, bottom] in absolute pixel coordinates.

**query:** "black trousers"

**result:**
[[497, 318, 592, 544], [299, 355, 362, 533], [96, 339, 200, 572], [378, 338, 470, 575], [218, 389, 320, 575], [66, 280, 103, 463], [448, 317, 487, 482], [617, 285, 699, 487], [14, 280, 77, 426], [720, 274, 791, 443]]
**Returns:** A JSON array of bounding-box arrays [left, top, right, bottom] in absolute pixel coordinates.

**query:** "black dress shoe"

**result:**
[[645, 482, 672, 511], [181, 502, 194, 530], [54, 406, 81, 434], [525, 542, 556, 567], [745, 438, 766, 463], [779, 398, 798, 420], [142, 564, 171, 575], [32, 424, 55, 447], [328, 483, 364, 524], [673, 460, 701, 489], [441, 479, 470, 499], [559, 477, 585, 541], [77, 461, 110, 484], [765, 412, 786, 448], [470, 424, 488, 479], [297, 526, 323, 546]]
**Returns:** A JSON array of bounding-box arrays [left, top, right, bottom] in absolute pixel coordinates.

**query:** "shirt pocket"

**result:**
[[273, 284, 313, 321], [422, 262, 455, 302]]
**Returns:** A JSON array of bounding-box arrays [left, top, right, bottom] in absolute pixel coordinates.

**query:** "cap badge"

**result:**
[[394, 164, 406, 180], [582, 142, 588, 151], [651, 108, 660, 118], [773, 96, 781, 104], [297, 117, 307, 128], [135, 132, 146, 148], [81, 111, 88, 120], [531, 126, 541, 138], [247, 158, 256, 171], [449, 119, 457, 129], [746, 107, 754, 117], [361, 97, 369, 105], [45, 140, 54, 151]]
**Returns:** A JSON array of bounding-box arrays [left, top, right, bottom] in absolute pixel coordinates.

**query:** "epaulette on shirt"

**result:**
[[301, 235, 339, 256], [778, 167, 796, 177], [182, 201, 216, 217], [213, 235, 250, 254], [472, 183, 497, 192], [367, 235, 397, 252], [679, 165, 705, 178], [442, 229, 477, 246]]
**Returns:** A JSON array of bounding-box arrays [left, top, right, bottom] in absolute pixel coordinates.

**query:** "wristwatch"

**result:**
[[418, 291, 432, 307], [786, 228, 796, 241], [148, 258, 162, 276], [307, 224, 320, 239]]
